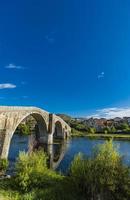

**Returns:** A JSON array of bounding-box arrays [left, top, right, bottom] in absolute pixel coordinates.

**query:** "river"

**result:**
[[8, 135, 130, 174]]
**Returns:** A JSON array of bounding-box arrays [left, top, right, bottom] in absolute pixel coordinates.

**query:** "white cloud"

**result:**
[[5, 64, 24, 70], [0, 83, 16, 89], [98, 72, 104, 79], [87, 107, 130, 119]]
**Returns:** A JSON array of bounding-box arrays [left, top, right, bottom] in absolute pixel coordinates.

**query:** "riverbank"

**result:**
[[71, 129, 130, 140]]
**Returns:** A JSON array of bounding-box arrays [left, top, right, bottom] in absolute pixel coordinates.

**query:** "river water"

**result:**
[[8, 135, 130, 174], [57, 137, 130, 173]]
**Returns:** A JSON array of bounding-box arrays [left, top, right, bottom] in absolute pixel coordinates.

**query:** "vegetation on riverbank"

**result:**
[[57, 114, 130, 139], [71, 128, 130, 140], [0, 158, 9, 175], [1, 140, 130, 200], [0, 150, 78, 200]]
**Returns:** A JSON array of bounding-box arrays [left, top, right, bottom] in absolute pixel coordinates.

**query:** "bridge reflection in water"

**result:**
[[7, 133, 69, 174], [4, 112, 70, 174]]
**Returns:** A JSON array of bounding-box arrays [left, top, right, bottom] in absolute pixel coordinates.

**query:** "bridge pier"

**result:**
[[0, 131, 12, 159], [48, 134, 53, 144], [0, 129, 6, 158]]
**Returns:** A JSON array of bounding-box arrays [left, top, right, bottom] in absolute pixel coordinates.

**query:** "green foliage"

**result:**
[[15, 149, 48, 192], [0, 178, 79, 200], [70, 140, 130, 200], [111, 126, 116, 133], [103, 126, 112, 134], [57, 114, 88, 133], [88, 127, 96, 134], [70, 120, 88, 132], [103, 126, 117, 134], [57, 114, 72, 124], [15, 150, 63, 193], [0, 158, 8, 174], [1, 141, 130, 200], [71, 128, 85, 137], [17, 124, 30, 135], [120, 123, 130, 132], [58, 113, 130, 135], [104, 129, 108, 134]]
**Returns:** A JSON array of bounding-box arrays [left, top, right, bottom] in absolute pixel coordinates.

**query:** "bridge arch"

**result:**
[[11, 112, 48, 142], [1, 111, 48, 159], [53, 121, 63, 139]]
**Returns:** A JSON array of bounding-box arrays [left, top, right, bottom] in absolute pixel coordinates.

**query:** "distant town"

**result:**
[[74, 116, 130, 133], [58, 114, 130, 134]]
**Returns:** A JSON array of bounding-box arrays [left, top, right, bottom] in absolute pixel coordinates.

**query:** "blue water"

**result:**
[[57, 137, 130, 173], [8, 135, 130, 174], [8, 134, 29, 163]]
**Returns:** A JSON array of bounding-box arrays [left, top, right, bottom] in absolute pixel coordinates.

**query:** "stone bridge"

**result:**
[[0, 106, 71, 159]]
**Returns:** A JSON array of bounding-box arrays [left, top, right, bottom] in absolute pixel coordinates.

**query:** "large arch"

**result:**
[[31, 113, 48, 142], [1, 112, 48, 159], [11, 113, 48, 143]]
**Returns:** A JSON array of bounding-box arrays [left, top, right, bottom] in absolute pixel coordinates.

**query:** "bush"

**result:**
[[15, 149, 48, 192], [15, 149, 62, 192], [70, 140, 130, 200], [0, 158, 8, 175], [88, 127, 96, 134]]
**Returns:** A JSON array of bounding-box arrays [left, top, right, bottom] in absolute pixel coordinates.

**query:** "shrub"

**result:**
[[89, 127, 96, 134], [70, 140, 130, 200], [15, 149, 48, 192], [0, 158, 9, 175], [15, 149, 62, 192]]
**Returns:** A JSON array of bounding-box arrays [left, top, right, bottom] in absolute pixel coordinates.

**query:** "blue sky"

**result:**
[[0, 0, 130, 118]]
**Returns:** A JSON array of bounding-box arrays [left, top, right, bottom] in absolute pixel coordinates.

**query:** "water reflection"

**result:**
[[7, 134, 69, 174], [47, 140, 69, 169], [7, 135, 130, 175]]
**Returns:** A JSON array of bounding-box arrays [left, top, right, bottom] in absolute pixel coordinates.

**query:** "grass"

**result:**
[[86, 133, 130, 140], [71, 128, 86, 137], [0, 176, 80, 200], [71, 128, 130, 140]]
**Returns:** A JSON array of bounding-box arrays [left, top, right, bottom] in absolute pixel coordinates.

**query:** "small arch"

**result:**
[[64, 126, 68, 139], [53, 121, 63, 139], [31, 113, 48, 143]]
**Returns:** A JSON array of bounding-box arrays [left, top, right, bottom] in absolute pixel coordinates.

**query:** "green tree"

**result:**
[[89, 127, 96, 134], [120, 123, 130, 132], [103, 126, 111, 134], [111, 126, 116, 133]]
